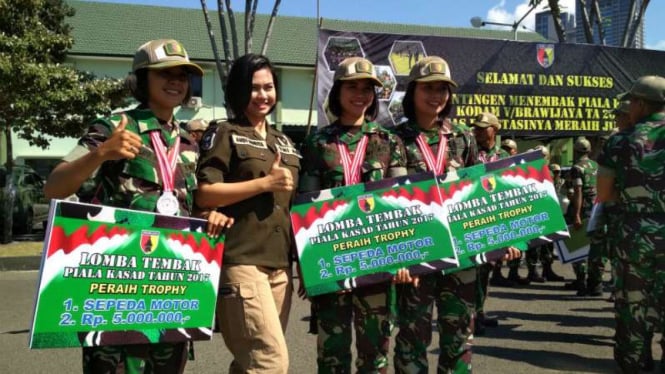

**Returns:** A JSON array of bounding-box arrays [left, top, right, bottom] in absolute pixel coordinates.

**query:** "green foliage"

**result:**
[[0, 0, 127, 150]]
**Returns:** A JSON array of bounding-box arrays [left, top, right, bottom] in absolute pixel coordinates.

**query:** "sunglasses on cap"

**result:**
[[346, 60, 373, 75], [419, 61, 447, 76]]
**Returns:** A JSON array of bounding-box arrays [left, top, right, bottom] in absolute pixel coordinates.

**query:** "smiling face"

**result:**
[[244, 67, 276, 124], [338, 78, 376, 125], [147, 67, 190, 114], [413, 81, 450, 120]]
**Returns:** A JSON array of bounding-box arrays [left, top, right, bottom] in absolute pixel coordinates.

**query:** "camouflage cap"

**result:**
[[407, 56, 458, 87], [132, 39, 203, 76], [611, 100, 631, 115], [574, 137, 591, 153], [620, 75, 665, 103], [531, 145, 550, 160], [501, 138, 517, 151], [185, 119, 209, 132], [471, 112, 501, 129], [333, 57, 382, 87], [550, 163, 561, 172]]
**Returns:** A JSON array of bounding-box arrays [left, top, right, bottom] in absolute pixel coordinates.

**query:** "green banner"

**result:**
[[291, 173, 458, 297], [442, 151, 569, 273], [292, 151, 569, 296], [29, 201, 224, 349]]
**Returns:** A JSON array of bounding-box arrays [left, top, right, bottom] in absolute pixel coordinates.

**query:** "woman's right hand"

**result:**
[[264, 152, 294, 192], [97, 114, 143, 161]]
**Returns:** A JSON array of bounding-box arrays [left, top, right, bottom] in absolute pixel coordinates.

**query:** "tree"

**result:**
[[0, 0, 126, 169], [534, 0, 648, 47], [546, 0, 567, 42], [574, 0, 648, 46], [199, 0, 282, 107]]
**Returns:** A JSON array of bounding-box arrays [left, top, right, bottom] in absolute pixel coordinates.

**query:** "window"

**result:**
[[191, 74, 203, 97]]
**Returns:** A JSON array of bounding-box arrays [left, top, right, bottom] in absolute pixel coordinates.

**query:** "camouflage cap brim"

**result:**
[[145, 61, 204, 76], [414, 74, 458, 87], [338, 75, 383, 87]]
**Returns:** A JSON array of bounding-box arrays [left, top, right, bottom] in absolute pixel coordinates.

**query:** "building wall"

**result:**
[[535, 11, 576, 42], [10, 57, 318, 162]]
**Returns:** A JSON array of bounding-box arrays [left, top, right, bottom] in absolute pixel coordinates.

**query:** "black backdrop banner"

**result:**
[[317, 28, 665, 137]]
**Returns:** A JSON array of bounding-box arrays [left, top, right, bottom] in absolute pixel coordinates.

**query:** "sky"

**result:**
[[84, 0, 665, 51]]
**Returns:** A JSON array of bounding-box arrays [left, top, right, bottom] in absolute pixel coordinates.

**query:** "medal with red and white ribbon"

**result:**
[[415, 131, 448, 175], [478, 150, 499, 164], [337, 134, 368, 186], [150, 131, 181, 216]]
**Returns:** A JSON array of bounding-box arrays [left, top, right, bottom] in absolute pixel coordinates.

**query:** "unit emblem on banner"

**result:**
[[536, 43, 555, 68], [357, 194, 375, 213], [140, 230, 160, 254], [481, 176, 497, 193]]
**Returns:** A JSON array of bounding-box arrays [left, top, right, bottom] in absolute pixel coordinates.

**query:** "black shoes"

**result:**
[[490, 275, 516, 287], [527, 271, 546, 283], [475, 313, 498, 336], [576, 284, 603, 297]]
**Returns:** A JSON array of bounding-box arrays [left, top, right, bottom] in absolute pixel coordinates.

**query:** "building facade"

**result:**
[[575, 0, 644, 47], [5, 1, 547, 168], [535, 10, 576, 42]]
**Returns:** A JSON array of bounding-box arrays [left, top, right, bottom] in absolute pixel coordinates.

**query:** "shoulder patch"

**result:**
[[201, 130, 216, 151]]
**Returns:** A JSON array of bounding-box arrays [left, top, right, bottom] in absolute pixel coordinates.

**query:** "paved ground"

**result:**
[[0, 244, 662, 373]]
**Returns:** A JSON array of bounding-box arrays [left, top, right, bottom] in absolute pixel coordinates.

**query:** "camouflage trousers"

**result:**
[[314, 283, 395, 374], [82, 342, 188, 374], [612, 216, 665, 373], [394, 269, 475, 374], [475, 263, 493, 315], [572, 229, 606, 287], [525, 243, 555, 267]]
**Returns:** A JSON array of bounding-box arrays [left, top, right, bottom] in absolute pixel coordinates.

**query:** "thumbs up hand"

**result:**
[[265, 151, 294, 192], [97, 114, 143, 161]]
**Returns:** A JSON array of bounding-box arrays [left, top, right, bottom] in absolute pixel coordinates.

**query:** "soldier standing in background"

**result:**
[[564, 137, 604, 296], [597, 75, 665, 373], [470, 112, 527, 333], [184, 119, 209, 144], [524, 147, 565, 283], [489, 138, 523, 287]]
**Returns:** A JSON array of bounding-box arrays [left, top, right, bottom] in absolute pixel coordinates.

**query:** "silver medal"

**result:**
[[156, 192, 179, 216]]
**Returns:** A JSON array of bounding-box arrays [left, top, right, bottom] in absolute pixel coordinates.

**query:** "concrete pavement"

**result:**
[[0, 248, 662, 373]]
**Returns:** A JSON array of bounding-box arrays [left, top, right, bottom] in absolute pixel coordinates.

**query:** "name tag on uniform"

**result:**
[[232, 134, 268, 149], [276, 137, 302, 158]]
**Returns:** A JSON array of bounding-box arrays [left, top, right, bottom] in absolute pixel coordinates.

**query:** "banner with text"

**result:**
[[292, 151, 569, 296], [317, 28, 665, 136], [443, 151, 569, 273], [29, 200, 224, 349], [292, 173, 458, 297]]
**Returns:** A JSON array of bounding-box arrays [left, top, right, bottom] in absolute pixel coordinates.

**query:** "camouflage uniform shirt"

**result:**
[[570, 154, 598, 217], [392, 119, 478, 174], [65, 108, 199, 216], [477, 142, 509, 164], [598, 112, 665, 214], [299, 121, 406, 192]]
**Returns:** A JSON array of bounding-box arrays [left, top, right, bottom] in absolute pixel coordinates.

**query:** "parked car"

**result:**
[[0, 164, 50, 236]]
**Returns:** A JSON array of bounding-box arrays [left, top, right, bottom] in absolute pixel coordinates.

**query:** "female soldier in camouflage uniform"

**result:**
[[44, 39, 232, 374], [299, 56, 407, 374], [391, 56, 479, 374]]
